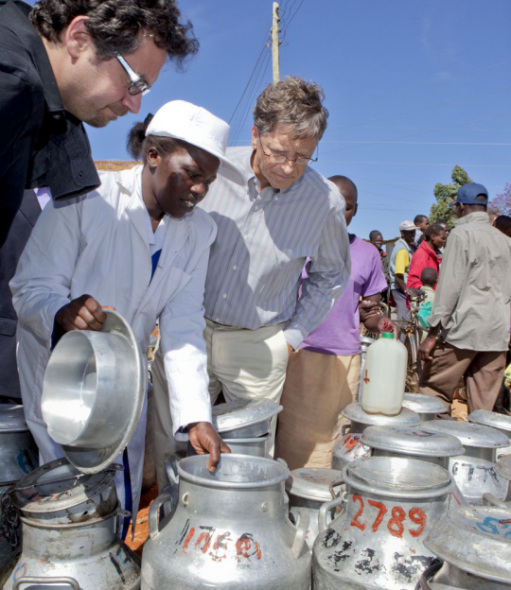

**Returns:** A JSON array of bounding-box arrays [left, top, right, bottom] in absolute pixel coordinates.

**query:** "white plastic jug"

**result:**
[[360, 332, 407, 416]]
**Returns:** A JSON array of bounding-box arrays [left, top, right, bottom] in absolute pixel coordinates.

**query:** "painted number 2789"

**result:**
[[350, 494, 427, 539]]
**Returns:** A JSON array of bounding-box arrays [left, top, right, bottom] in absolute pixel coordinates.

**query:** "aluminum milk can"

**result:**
[[332, 403, 420, 471], [495, 454, 511, 503], [419, 503, 511, 589], [468, 409, 511, 458], [312, 456, 456, 590], [360, 425, 465, 469], [0, 405, 38, 491], [2, 458, 141, 590], [402, 393, 445, 422], [141, 454, 311, 589], [285, 468, 343, 551], [422, 419, 509, 505], [0, 404, 38, 582]]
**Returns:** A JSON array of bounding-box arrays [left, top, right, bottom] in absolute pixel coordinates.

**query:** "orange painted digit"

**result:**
[[344, 434, 360, 452], [408, 507, 426, 538], [387, 506, 406, 538], [367, 499, 388, 533], [351, 494, 366, 531]]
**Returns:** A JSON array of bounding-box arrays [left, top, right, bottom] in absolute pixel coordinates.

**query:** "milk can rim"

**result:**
[[178, 454, 289, 489]]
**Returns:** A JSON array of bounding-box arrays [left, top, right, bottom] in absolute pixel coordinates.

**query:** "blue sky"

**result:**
[[53, 1, 511, 240]]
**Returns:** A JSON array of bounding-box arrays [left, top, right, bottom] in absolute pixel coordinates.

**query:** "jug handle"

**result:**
[[149, 492, 173, 539], [329, 478, 344, 499], [318, 492, 347, 532], [482, 492, 509, 509], [13, 577, 80, 590], [164, 459, 179, 487], [290, 507, 310, 559]]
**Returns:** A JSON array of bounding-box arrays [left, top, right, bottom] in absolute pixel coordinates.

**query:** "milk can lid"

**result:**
[[381, 332, 394, 339], [212, 398, 282, 434], [360, 425, 464, 457], [421, 419, 509, 449], [286, 467, 343, 502], [0, 403, 29, 433], [346, 456, 452, 494], [424, 504, 511, 582], [342, 403, 420, 428], [11, 458, 116, 514], [42, 310, 146, 474], [402, 393, 446, 415], [468, 409, 511, 436]]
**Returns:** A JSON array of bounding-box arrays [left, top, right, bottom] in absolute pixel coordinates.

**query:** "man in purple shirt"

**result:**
[[275, 175, 394, 469]]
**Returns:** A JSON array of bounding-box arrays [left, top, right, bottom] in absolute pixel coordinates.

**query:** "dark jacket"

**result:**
[[0, 0, 99, 247], [0, 0, 99, 397], [0, 190, 41, 399]]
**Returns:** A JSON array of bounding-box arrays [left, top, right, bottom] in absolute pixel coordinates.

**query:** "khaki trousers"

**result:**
[[419, 341, 506, 414], [205, 319, 290, 456], [275, 349, 361, 470]]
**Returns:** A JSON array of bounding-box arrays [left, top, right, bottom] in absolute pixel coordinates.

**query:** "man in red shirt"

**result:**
[[407, 223, 446, 290]]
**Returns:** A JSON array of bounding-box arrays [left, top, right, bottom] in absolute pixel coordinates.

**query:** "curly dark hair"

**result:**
[[30, 0, 198, 64], [253, 76, 328, 140]]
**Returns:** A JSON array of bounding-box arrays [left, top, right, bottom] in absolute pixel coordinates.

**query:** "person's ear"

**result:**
[[251, 126, 259, 150], [64, 16, 93, 60], [146, 147, 161, 169]]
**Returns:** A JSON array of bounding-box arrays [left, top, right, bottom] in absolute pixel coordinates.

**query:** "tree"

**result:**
[[430, 165, 472, 226], [489, 183, 511, 216]]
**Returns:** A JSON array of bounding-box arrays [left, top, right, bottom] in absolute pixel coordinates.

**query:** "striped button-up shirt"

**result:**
[[199, 146, 351, 349]]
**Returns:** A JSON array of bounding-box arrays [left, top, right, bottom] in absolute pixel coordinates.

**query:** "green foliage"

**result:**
[[430, 165, 472, 226]]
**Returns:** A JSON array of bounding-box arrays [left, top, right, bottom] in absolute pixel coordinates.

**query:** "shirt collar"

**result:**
[[454, 211, 490, 227]]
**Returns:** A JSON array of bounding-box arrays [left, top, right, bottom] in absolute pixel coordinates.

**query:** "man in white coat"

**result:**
[[10, 100, 241, 535]]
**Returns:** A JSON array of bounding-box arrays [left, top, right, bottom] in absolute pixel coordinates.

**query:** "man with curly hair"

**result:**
[[0, 0, 197, 400]]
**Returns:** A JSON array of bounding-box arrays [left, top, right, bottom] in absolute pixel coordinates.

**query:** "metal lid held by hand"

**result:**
[[41, 310, 146, 474]]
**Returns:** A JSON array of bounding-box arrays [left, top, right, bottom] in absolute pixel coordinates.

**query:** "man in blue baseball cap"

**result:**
[[418, 182, 511, 415]]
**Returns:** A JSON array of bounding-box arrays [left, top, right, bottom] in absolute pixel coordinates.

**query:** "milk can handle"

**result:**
[[482, 492, 509, 509], [290, 507, 310, 559], [149, 492, 173, 539], [318, 492, 347, 532], [13, 577, 80, 590]]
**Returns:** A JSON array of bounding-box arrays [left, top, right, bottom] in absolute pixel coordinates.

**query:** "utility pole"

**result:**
[[271, 2, 280, 82]]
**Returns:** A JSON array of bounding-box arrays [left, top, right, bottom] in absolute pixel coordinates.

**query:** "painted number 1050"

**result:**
[[350, 494, 427, 539]]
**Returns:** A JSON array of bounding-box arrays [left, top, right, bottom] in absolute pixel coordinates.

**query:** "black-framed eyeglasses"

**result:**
[[115, 54, 150, 96], [258, 137, 318, 167]]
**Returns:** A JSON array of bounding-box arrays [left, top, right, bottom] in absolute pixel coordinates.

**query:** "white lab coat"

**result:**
[[11, 165, 216, 518]]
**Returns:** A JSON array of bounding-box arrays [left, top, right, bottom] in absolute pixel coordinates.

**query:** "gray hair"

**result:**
[[253, 76, 328, 140]]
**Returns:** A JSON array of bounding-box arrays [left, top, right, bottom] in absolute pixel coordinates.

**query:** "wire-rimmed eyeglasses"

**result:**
[[258, 137, 318, 167], [115, 54, 151, 96]]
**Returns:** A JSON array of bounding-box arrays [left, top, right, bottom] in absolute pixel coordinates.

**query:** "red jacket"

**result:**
[[406, 240, 442, 290]]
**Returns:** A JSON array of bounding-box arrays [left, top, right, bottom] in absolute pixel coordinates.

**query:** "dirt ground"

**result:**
[[125, 484, 159, 557]]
